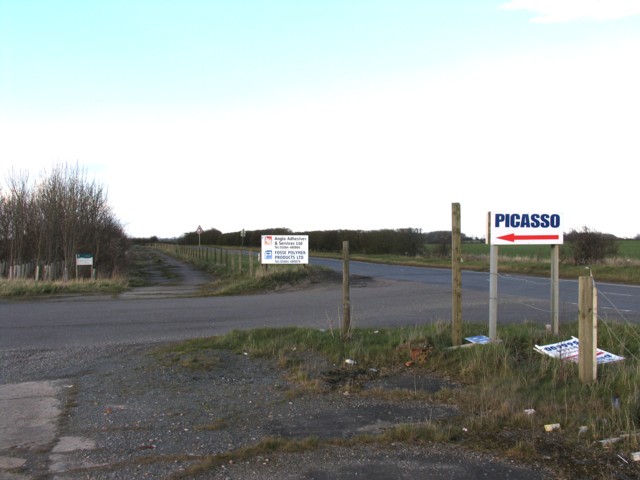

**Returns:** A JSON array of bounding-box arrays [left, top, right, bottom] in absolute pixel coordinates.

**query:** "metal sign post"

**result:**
[[196, 225, 203, 247]]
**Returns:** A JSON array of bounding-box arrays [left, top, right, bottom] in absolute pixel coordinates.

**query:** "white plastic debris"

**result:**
[[544, 423, 560, 432]]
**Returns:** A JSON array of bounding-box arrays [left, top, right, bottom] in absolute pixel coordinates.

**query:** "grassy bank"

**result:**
[[318, 240, 640, 285], [0, 277, 129, 297], [160, 322, 640, 479]]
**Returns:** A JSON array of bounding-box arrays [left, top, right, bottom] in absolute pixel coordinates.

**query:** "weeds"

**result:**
[[0, 277, 128, 297], [160, 321, 640, 477]]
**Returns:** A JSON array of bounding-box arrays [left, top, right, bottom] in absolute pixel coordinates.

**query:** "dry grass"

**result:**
[[0, 276, 128, 297]]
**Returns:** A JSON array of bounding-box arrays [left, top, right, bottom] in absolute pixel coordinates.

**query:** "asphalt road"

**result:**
[[2, 254, 640, 351], [1, 251, 637, 480], [311, 257, 640, 324]]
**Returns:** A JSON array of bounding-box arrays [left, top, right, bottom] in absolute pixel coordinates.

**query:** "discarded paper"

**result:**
[[544, 423, 561, 432]]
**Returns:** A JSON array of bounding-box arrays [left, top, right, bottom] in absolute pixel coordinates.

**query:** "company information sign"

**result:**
[[261, 235, 309, 265], [489, 211, 563, 245]]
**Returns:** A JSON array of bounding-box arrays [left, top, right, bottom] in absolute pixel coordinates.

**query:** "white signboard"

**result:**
[[261, 235, 309, 265], [489, 211, 563, 245], [75, 254, 93, 266], [534, 337, 624, 364]]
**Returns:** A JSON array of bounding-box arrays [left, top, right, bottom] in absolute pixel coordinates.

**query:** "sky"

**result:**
[[1, 0, 639, 240]]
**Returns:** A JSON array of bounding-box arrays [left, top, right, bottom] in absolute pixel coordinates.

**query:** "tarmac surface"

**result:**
[[0, 345, 558, 480], [0, 249, 563, 479]]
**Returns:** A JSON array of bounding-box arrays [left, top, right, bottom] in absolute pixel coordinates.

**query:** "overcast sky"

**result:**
[[1, 0, 639, 239]]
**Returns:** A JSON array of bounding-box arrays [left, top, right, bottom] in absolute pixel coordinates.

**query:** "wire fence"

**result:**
[[595, 277, 640, 362]]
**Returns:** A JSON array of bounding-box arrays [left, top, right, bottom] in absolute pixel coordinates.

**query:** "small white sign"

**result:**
[[489, 211, 563, 245], [261, 235, 309, 265], [75, 254, 93, 266]]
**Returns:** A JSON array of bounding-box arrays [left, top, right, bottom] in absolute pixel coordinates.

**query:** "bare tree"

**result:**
[[0, 163, 128, 278]]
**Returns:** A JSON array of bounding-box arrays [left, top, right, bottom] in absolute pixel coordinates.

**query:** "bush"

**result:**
[[565, 227, 618, 265]]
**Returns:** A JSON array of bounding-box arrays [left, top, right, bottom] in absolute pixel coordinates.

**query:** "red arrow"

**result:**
[[498, 233, 560, 242]]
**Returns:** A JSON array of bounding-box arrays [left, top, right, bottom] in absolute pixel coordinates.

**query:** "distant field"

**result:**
[[617, 239, 640, 259], [460, 239, 640, 260]]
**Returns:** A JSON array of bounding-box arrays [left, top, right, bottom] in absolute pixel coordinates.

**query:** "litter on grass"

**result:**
[[534, 337, 624, 364], [465, 335, 491, 345]]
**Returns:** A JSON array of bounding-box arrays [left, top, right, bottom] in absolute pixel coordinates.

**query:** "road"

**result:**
[[2, 254, 640, 351], [1, 251, 638, 479], [311, 257, 640, 324]]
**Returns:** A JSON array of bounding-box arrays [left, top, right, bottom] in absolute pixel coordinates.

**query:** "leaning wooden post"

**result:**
[[451, 203, 462, 346], [579, 275, 597, 384], [342, 240, 351, 339]]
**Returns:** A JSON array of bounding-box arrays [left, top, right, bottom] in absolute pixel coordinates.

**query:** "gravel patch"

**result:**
[[1, 344, 559, 479]]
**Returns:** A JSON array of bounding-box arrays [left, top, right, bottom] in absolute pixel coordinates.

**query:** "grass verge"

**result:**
[[160, 322, 640, 479], [0, 277, 129, 297]]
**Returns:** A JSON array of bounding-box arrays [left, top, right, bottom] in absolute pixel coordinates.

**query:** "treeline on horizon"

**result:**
[[135, 228, 483, 256], [134, 226, 627, 264]]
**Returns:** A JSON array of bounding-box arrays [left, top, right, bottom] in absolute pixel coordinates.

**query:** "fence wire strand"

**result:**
[[593, 275, 640, 362]]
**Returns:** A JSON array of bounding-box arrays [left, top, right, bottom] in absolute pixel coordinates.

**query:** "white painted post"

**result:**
[[489, 244, 498, 342], [550, 245, 560, 334]]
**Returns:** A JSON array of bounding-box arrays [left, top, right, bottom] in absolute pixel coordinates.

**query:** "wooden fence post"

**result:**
[[451, 203, 462, 346], [342, 241, 351, 339], [579, 275, 597, 384]]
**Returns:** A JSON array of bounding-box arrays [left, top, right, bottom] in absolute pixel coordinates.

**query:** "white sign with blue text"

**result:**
[[489, 211, 563, 246], [261, 235, 309, 265]]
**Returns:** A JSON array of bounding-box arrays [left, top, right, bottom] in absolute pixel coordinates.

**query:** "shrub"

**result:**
[[565, 227, 618, 265]]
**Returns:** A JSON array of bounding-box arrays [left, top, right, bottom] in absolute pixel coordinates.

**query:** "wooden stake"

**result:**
[[451, 203, 462, 346], [342, 240, 351, 339], [579, 275, 597, 384]]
